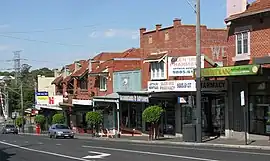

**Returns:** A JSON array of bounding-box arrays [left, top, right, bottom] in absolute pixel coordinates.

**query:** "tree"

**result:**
[[52, 113, 65, 124], [142, 105, 164, 140], [34, 114, 46, 125], [15, 116, 25, 130], [2, 64, 54, 112], [86, 111, 103, 136]]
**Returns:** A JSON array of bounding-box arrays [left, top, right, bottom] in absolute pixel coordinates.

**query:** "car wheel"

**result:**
[[70, 136, 74, 139], [54, 133, 58, 139]]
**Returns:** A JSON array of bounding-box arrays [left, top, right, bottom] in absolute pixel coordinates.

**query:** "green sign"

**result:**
[[201, 65, 260, 77]]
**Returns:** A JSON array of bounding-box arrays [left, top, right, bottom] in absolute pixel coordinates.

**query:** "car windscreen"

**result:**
[[55, 125, 69, 129], [5, 125, 15, 128]]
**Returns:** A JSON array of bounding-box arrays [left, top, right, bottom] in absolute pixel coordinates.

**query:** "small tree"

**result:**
[[86, 111, 103, 136], [34, 114, 46, 130], [15, 116, 25, 131], [142, 105, 164, 140], [52, 113, 65, 124]]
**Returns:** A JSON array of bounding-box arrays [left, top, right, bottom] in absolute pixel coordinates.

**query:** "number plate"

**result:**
[[64, 135, 69, 137]]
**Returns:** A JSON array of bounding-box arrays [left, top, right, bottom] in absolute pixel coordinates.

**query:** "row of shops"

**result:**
[[35, 64, 270, 139]]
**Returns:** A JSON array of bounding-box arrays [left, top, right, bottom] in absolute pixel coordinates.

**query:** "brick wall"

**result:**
[[140, 18, 228, 88], [227, 14, 270, 65]]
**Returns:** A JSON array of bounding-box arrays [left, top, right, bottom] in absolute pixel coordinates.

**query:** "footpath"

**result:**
[[20, 132, 270, 150]]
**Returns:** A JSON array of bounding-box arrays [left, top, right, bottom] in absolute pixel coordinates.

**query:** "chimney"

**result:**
[[226, 0, 247, 18], [140, 28, 146, 35], [53, 69, 60, 78], [173, 18, 182, 27], [156, 24, 162, 31], [88, 59, 92, 73], [74, 60, 81, 71]]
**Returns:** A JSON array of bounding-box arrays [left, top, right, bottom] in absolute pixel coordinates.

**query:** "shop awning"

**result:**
[[93, 93, 119, 103], [199, 64, 260, 77], [143, 52, 167, 63], [35, 104, 62, 111]]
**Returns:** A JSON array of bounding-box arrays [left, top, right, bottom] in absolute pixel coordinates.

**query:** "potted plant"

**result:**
[[52, 113, 65, 124], [86, 111, 103, 137], [142, 105, 164, 140]]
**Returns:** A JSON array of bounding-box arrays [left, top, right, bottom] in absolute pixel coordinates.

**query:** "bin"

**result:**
[[182, 124, 196, 142]]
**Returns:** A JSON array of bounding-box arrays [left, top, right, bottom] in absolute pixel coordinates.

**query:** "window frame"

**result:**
[[235, 31, 250, 56], [150, 60, 166, 80], [99, 76, 107, 91]]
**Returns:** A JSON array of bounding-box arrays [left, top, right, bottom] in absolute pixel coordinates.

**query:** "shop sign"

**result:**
[[168, 56, 204, 77], [72, 99, 92, 105], [119, 95, 149, 103], [36, 91, 49, 105], [201, 65, 260, 77], [201, 80, 227, 91], [148, 80, 196, 92]]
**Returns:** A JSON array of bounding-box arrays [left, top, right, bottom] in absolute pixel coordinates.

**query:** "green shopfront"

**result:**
[[200, 64, 270, 139]]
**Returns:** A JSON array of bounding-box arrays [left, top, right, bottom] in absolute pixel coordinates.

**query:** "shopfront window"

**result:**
[[249, 82, 270, 135]]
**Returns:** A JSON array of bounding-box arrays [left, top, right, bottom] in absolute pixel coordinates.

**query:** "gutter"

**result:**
[[225, 8, 270, 22]]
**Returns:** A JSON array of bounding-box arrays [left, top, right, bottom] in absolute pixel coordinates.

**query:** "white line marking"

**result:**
[[24, 141, 28, 143], [83, 151, 111, 159], [0, 141, 93, 161], [56, 144, 61, 146], [38, 142, 43, 145], [130, 143, 270, 156], [82, 145, 220, 161]]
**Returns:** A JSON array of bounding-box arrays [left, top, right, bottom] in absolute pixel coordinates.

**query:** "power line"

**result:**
[[0, 22, 116, 34], [0, 34, 86, 47]]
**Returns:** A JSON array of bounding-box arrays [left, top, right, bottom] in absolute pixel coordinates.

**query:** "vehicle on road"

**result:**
[[48, 124, 74, 139], [1, 124, 19, 134]]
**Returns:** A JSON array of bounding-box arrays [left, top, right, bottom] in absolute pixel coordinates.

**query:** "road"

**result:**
[[0, 134, 270, 161]]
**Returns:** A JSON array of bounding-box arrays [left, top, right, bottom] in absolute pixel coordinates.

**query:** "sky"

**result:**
[[0, 0, 231, 70]]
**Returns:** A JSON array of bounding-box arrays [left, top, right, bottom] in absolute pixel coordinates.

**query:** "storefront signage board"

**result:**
[[200, 65, 259, 77], [119, 95, 149, 103], [168, 56, 204, 77]]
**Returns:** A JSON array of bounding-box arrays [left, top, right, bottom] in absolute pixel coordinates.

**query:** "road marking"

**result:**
[[82, 145, 220, 161], [0, 141, 93, 161], [24, 141, 28, 143], [13, 141, 16, 143], [130, 143, 270, 156], [38, 142, 43, 145], [56, 144, 61, 146], [83, 151, 111, 159]]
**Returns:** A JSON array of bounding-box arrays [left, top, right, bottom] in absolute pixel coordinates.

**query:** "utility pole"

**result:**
[[195, 0, 202, 143], [13, 51, 22, 86], [20, 81, 24, 133]]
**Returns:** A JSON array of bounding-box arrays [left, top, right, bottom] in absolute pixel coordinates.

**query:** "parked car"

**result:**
[[48, 124, 74, 139], [1, 124, 19, 134]]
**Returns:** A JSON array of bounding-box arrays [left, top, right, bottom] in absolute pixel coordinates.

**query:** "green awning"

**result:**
[[200, 65, 260, 77]]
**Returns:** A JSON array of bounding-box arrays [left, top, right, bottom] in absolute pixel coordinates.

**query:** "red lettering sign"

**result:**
[[49, 97, 54, 104]]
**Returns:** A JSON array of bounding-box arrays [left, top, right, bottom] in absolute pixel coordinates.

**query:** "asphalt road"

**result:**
[[0, 134, 270, 161]]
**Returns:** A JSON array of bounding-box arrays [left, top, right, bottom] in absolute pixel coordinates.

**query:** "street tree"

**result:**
[[142, 105, 164, 140]]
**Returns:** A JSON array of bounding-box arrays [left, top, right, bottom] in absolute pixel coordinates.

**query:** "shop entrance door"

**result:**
[[202, 93, 225, 136]]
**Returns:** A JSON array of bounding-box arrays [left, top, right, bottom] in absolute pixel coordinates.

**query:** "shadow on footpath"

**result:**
[[0, 150, 15, 161]]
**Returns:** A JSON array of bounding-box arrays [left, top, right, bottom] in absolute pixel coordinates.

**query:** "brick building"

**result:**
[[51, 48, 142, 133], [218, 0, 270, 139], [117, 19, 229, 137]]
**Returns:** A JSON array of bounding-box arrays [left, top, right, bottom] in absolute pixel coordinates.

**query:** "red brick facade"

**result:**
[[226, 11, 270, 65], [140, 19, 228, 89]]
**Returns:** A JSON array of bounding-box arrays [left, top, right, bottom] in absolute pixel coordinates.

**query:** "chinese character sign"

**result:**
[[168, 56, 204, 76]]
